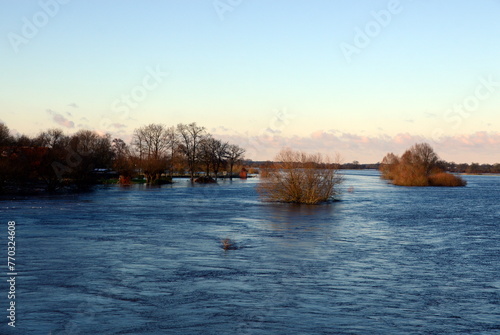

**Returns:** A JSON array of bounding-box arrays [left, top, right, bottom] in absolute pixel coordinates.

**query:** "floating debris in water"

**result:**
[[221, 238, 237, 250]]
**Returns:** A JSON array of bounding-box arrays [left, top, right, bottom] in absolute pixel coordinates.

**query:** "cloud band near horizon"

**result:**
[[216, 130, 500, 164]]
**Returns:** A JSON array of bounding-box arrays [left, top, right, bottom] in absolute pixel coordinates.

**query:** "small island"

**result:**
[[380, 143, 466, 187]]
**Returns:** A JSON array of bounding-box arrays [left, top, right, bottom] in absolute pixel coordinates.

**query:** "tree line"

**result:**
[[0, 122, 245, 193], [438, 162, 500, 174]]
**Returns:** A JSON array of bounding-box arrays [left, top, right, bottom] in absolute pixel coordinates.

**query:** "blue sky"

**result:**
[[1, 0, 499, 162]]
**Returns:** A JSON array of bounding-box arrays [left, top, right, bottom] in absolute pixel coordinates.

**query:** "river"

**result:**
[[1, 170, 499, 334]]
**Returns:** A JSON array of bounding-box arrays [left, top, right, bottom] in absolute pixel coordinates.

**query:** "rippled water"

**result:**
[[1, 170, 499, 334]]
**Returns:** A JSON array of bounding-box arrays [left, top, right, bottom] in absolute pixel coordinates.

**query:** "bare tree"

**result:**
[[72, 130, 103, 156], [112, 138, 134, 184], [0, 123, 12, 146], [198, 136, 214, 177], [30, 129, 71, 190], [225, 144, 245, 180], [36, 129, 66, 149], [112, 138, 129, 158], [133, 124, 170, 160], [408, 143, 439, 176], [132, 124, 171, 184], [210, 139, 228, 180], [69, 130, 114, 178], [258, 148, 342, 204], [165, 126, 178, 178], [176, 122, 206, 180], [196, 137, 228, 180]]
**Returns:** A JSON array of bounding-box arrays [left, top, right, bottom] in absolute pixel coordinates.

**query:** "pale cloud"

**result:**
[[211, 126, 231, 133], [311, 130, 324, 139], [264, 127, 281, 134], [110, 123, 127, 129], [425, 112, 438, 118], [214, 129, 500, 164], [46, 109, 74, 128], [68, 103, 78, 108], [442, 132, 500, 147]]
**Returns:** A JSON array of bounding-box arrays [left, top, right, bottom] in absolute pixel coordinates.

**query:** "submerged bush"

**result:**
[[221, 238, 237, 250], [428, 172, 466, 187], [258, 148, 343, 204], [380, 143, 466, 187]]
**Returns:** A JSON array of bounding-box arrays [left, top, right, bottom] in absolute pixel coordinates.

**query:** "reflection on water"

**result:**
[[267, 201, 337, 223], [1, 171, 499, 334]]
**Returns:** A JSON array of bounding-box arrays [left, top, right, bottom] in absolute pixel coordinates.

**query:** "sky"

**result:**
[[0, 0, 499, 163]]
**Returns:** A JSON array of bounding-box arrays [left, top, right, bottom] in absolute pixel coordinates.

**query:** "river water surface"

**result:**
[[1, 170, 499, 334]]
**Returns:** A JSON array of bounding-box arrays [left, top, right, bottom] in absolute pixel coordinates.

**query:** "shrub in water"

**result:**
[[380, 143, 466, 187], [258, 148, 343, 204], [221, 238, 237, 250], [428, 172, 467, 187]]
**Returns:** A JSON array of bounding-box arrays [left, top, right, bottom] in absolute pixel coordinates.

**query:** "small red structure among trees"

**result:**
[[239, 168, 248, 179]]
